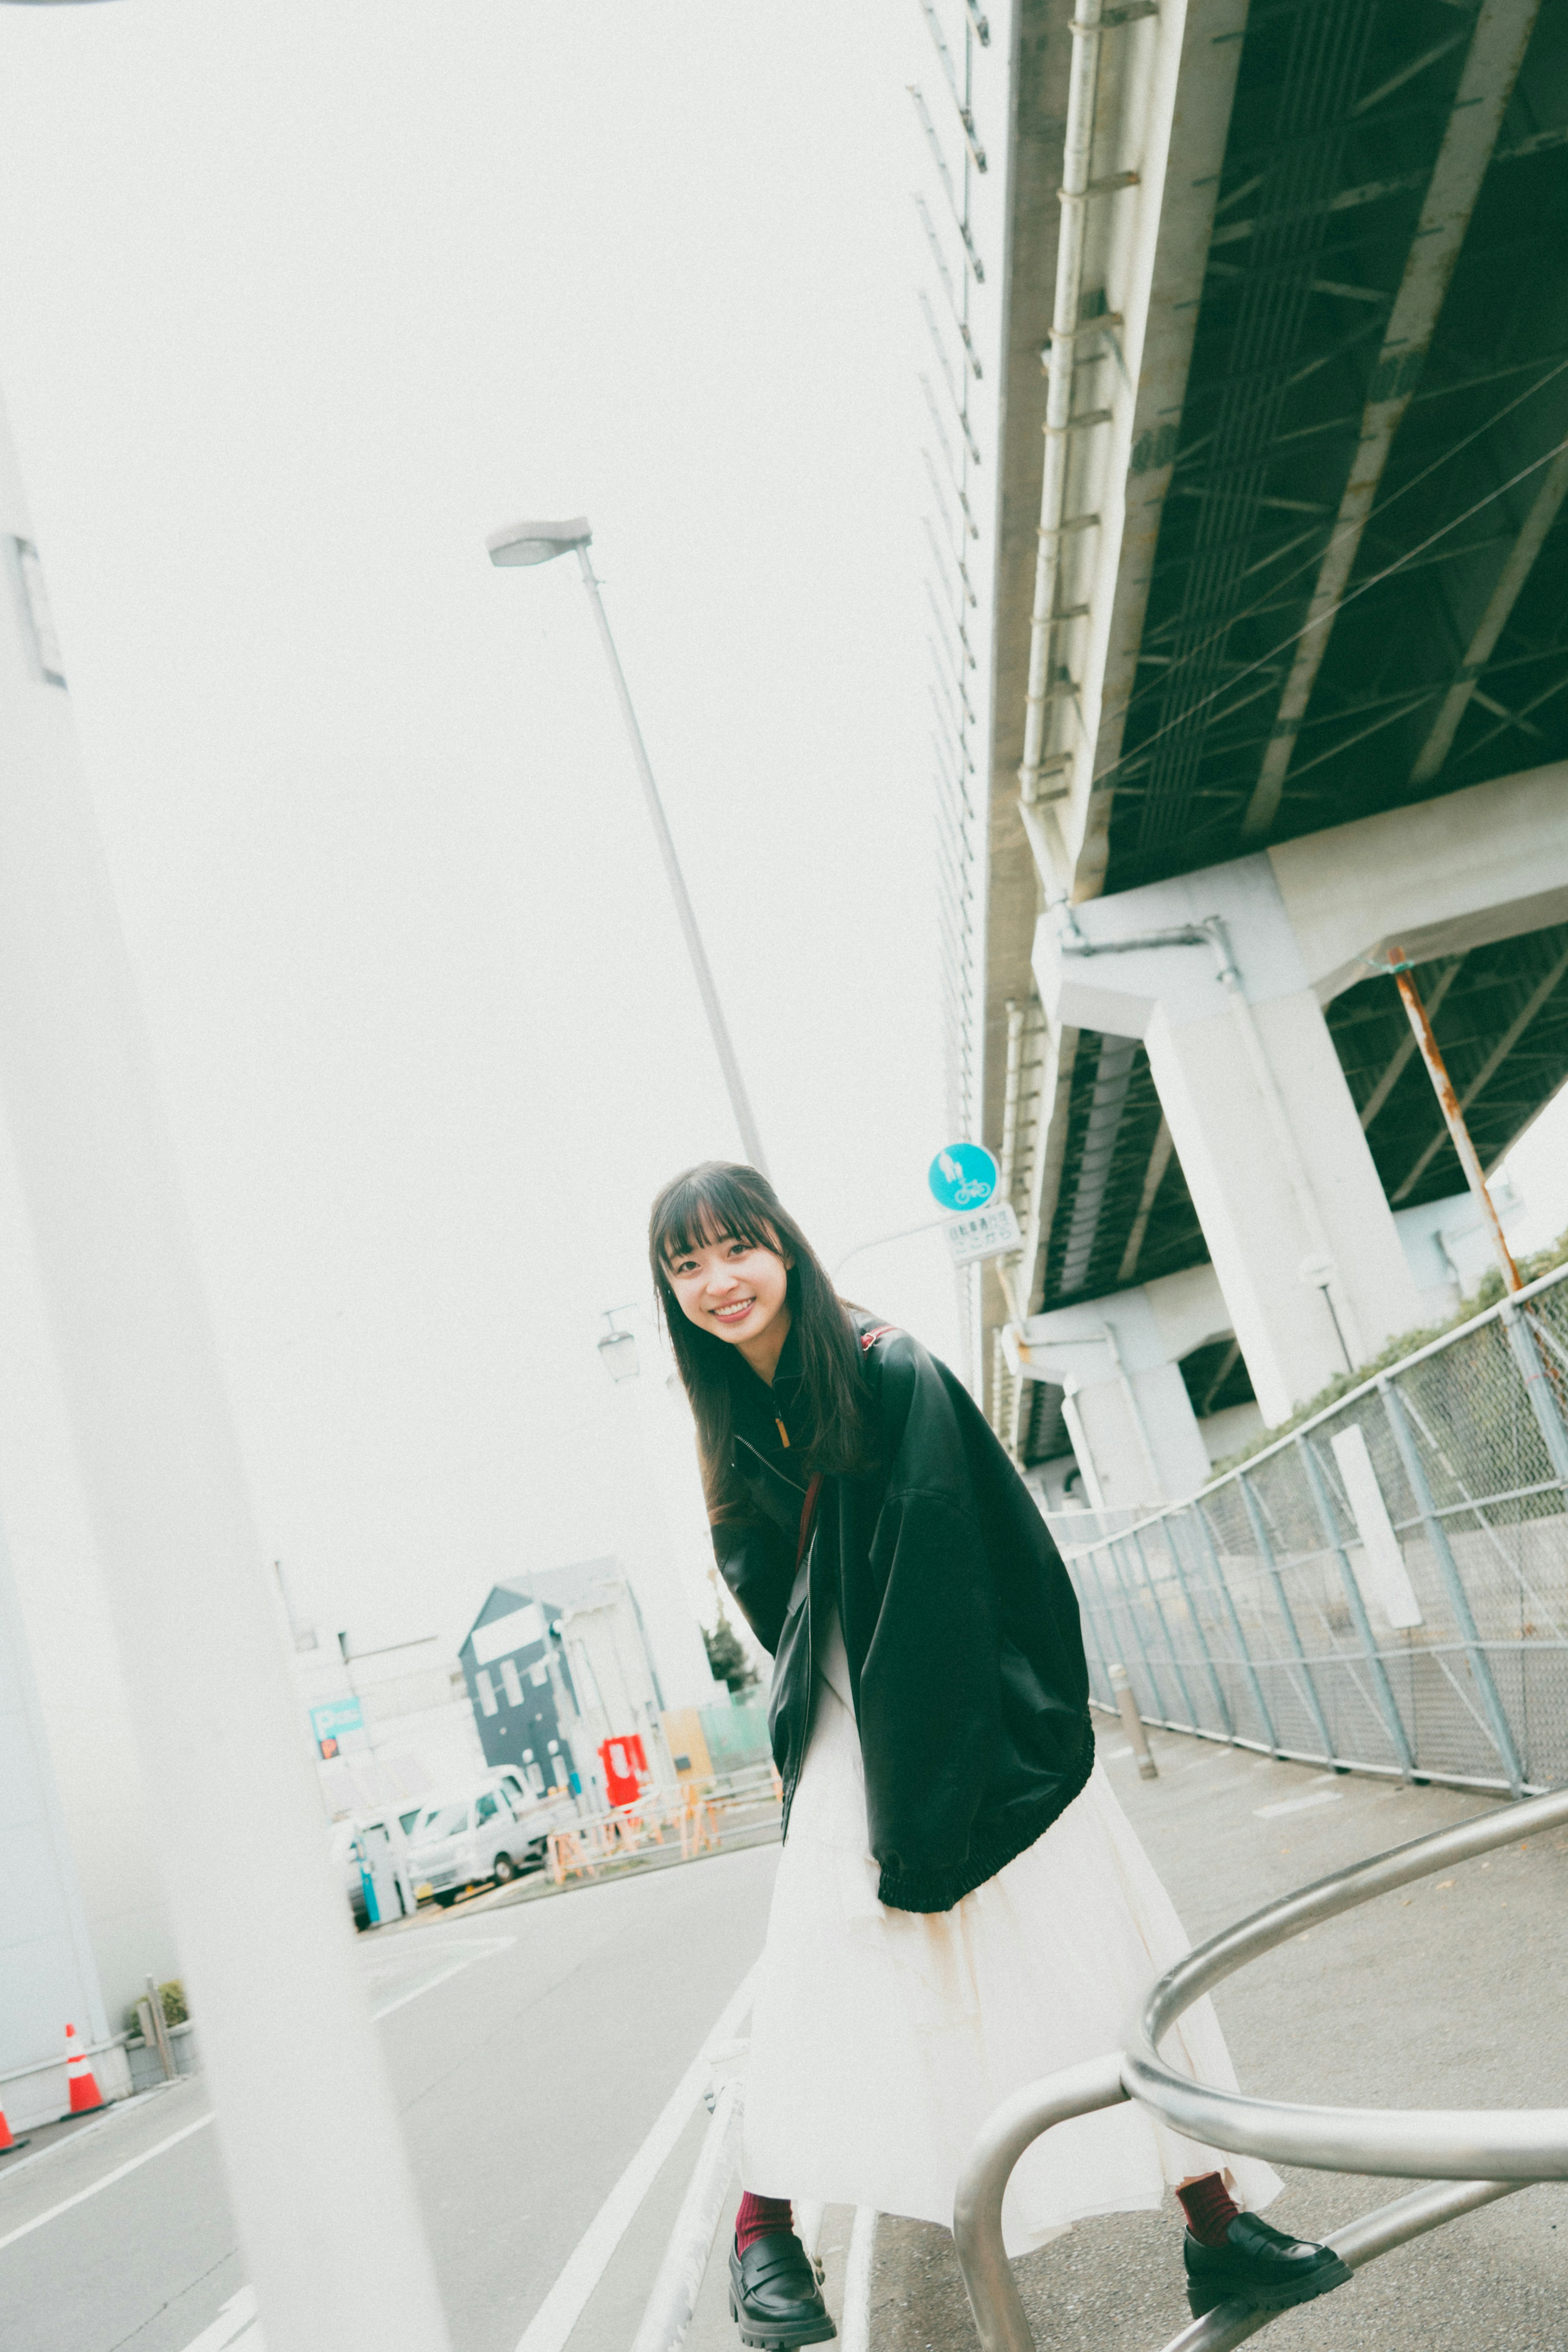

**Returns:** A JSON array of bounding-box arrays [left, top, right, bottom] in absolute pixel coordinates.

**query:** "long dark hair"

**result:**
[[648, 1161, 871, 1521]]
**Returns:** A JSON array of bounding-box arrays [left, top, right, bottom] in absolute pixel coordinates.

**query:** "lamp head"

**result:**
[[487, 516, 592, 568], [597, 1328, 640, 1384]]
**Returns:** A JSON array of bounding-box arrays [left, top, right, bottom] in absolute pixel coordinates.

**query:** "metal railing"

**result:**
[[1041, 1260, 1568, 1797], [953, 1784, 1568, 2352]]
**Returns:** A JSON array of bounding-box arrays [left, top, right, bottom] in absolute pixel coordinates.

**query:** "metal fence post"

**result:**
[[1295, 1432, 1414, 1776], [1501, 1300, 1568, 1485], [1380, 1375, 1525, 1794], [1129, 1526, 1200, 1730], [1067, 1555, 1114, 1710], [1161, 1509, 1234, 1738], [1085, 1545, 1134, 1714], [1238, 1471, 1337, 1761], [1106, 1536, 1174, 1723], [1190, 1502, 1279, 1752]]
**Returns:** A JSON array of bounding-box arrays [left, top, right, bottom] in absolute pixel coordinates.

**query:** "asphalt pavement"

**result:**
[[869, 1726, 1568, 2352], [0, 1841, 780, 2352], [8, 1727, 1564, 2352]]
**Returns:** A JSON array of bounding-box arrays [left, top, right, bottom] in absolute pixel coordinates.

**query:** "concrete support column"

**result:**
[[1036, 856, 1425, 1424], [1012, 1272, 1218, 1512]]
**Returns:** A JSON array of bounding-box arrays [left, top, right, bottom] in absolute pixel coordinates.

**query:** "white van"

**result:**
[[405, 1773, 578, 1906]]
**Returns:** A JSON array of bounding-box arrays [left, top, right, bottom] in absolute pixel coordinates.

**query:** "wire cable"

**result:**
[[1091, 427, 1568, 796], [1098, 348, 1568, 755]]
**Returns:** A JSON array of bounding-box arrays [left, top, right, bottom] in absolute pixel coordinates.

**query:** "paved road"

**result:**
[[12, 1731, 1564, 2352], [871, 1726, 1568, 2352], [0, 1842, 779, 2352]]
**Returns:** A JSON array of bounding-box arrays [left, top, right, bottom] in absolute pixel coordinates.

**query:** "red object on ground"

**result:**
[[0, 2097, 27, 2152], [64, 2022, 105, 2115], [599, 1732, 648, 1808]]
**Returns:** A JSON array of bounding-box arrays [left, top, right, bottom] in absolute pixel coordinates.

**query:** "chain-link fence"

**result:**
[[1039, 1262, 1568, 1794]]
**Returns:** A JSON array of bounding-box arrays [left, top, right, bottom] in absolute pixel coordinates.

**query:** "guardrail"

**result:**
[[546, 1765, 782, 1884], [1041, 1259, 1568, 1798], [953, 1784, 1568, 2352]]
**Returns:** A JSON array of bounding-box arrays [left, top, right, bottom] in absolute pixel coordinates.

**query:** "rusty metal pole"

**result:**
[[1391, 963, 1520, 1292], [1382, 960, 1568, 1495]]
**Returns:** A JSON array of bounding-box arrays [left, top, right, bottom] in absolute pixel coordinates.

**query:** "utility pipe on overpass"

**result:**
[[1018, 0, 1150, 872], [1017, 0, 1103, 850]]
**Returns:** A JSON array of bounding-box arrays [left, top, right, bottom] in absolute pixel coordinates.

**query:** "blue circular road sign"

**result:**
[[928, 1141, 999, 1212]]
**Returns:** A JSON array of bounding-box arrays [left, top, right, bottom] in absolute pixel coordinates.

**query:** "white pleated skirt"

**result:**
[[742, 1614, 1281, 2253]]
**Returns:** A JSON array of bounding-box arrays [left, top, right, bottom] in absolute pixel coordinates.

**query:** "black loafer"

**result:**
[[1184, 2213, 1352, 2317], [728, 2231, 837, 2348]]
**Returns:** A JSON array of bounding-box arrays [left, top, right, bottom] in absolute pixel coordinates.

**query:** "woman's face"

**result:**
[[664, 1224, 792, 1353]]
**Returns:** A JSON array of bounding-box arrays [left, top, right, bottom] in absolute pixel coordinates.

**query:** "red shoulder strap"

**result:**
[[795, 1472, 823, 1569], [859, 1324, 897, 1353]]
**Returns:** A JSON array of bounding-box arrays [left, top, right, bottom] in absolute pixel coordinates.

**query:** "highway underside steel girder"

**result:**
[[1100, 0, 1568, 894]]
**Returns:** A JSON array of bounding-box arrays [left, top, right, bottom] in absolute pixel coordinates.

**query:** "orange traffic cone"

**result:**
[[64, 2023, 105, 2116], [0, 2098, 29, 2154]]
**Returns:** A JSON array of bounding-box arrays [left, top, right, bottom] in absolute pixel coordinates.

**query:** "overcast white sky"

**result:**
[[0, 0, 974, 1658], [0, 2, 1562, 1669]]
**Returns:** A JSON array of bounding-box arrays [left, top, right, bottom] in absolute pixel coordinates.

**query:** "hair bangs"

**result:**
[[652, 1164, 775, 1268], [648, 1159, 874, 1519]]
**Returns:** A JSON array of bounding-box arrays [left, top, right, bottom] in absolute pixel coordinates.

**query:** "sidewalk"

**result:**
[[869, 1722, 1568, 2352]]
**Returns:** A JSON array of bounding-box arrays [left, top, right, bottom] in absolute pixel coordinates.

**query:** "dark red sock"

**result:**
[[1177, 2173, 1239, 2248], [736, 2192, 794, 2253]]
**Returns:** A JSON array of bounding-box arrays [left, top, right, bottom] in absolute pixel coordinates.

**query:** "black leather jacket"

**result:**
[[712, 1312, 1093, 1913]]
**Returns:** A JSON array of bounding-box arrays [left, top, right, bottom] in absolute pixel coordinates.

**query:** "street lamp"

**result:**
[[487, 514, 770, 1177], [597, 1307, 641, 1385], [1298, 1254, 1352, 1372]]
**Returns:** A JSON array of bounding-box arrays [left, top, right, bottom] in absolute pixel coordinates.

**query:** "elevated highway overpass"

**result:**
[[929, 0, 1568, 1486]]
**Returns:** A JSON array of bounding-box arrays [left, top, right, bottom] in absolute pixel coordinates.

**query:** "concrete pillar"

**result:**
[[0, 388, 451, 2350], [1036, 857, 1425, 1423], [1015, 1185, 1523, 1515], [1010, 1271, 1215, 1511], [1014, 1259, 1255, 1510], [1036, 768, 1568, 1426]]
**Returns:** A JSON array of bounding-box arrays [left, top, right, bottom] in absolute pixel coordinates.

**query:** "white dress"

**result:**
[[743, 1612, 1282, 2253]]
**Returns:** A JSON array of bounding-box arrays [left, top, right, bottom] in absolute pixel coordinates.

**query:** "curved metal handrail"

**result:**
[[954, 1785, 1568, 2352]]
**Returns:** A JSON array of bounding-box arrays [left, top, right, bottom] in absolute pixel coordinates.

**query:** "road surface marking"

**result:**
[[176, 2284, 260, 2352], [841, 2207, 878, 2352], [1254, 1791, 1344, 1819], [359, 1931, 515, 1984], [0, 2084, 181, 2190], [0, 2112, 214, 2255], [367, 1934, 514, 2020], [0, 1935, 511, 2272], [512, 1959, 760, 2352]]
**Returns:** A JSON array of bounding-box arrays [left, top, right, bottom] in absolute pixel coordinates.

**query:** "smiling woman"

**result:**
[[647, 1158, 1352, 2348], [649, 1159, 872, 1506]]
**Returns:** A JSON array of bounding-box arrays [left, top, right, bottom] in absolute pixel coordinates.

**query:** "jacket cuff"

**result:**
[[873, 1720, 1096, 1913]]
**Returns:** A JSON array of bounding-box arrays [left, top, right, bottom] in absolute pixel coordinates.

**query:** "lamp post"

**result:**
[[488, 516, 769, 1177], [597, 1305, 642, 1385], [592, 1302, 720, 1709]]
